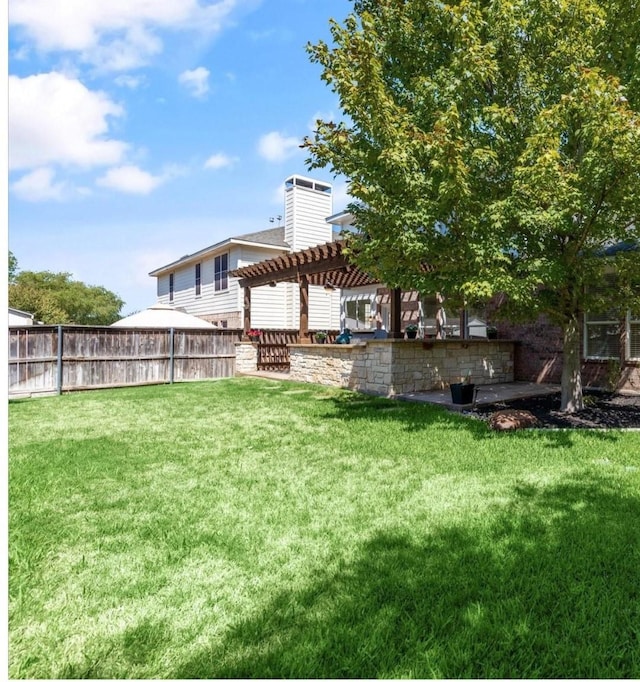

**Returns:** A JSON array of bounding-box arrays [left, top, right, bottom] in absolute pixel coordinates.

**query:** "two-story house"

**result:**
[[149, 175, 341, 329]]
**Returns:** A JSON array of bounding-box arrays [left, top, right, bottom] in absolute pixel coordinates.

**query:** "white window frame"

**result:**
[[584, 311, 621, 360], [195, 262, 201, 298], [214, 253, 228, 293], [344, 295, 374, 331]]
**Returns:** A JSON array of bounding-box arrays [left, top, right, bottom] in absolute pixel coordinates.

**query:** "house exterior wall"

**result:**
[[496, 314, 640, 393], [151, 175, 336, 330], [155, 244, 291, 328], [9, 309, 34, 326]]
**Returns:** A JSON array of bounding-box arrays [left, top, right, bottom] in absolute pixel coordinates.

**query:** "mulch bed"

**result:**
[[472, 390, 640, 430]]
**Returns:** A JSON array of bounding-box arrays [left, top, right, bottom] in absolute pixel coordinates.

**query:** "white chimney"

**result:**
[[283, 175, 333, 251]]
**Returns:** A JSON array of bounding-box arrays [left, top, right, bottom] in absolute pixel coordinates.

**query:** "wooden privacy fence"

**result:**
[[8, 326, 243, 396]]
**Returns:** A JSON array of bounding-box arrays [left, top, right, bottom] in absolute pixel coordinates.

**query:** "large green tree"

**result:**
[[304, 0, 640, 412], [9, 267, 124, 325], [9, 251, 18, 284]]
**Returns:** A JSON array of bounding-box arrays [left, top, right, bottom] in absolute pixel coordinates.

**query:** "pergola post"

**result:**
[[460, 308, 469, 340], [299, 274, 311, 343], [243, 286, 251, 340], [389, 287, 404, 339]]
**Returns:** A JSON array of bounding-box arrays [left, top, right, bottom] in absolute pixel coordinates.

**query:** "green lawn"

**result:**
[[9, 378, 640, 679]]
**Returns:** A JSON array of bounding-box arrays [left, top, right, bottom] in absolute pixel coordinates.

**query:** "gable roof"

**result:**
[[234, 226, 288, 247], [149, 227, 289, 277]]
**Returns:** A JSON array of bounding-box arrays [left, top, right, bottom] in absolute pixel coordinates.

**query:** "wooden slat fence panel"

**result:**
[[9, 327, 59, 394], [173, 329, 238, 382], [8, 326, 244, 396]]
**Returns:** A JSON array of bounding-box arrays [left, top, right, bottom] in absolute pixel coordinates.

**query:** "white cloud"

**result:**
[[9, 0, 250, 71], [96, 165, 165, 194], [257, 131, 301, 163], [204, 152, 237, 170], [10, 167, 66, 202], [9, 72, 127, 171], [179, 67, 210, 98], [95, 163, 186, 194], [114, 74, 145, 89]]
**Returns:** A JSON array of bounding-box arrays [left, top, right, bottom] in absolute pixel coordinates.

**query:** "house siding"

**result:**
[[155, 244, 289, 327], [151, 175, 335, 330], [284, 179, 333, 251]]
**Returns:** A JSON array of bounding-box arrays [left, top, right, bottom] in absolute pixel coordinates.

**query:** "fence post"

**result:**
[[57, 325, 63, 395], [169, 327, 175, 384]]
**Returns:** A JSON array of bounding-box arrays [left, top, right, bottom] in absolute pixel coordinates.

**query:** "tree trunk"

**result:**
[[560, 317, 584, 413]]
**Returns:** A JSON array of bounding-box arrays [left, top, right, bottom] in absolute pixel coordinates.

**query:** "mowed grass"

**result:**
[[9, 377, 640, 679]]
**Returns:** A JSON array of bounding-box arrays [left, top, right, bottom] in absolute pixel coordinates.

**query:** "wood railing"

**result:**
[[254, 329, 340, 372]]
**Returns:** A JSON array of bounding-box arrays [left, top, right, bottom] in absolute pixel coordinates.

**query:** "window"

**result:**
[[420, 294, 461, 338], [584, 310, 620, 359], [169, 273, 174, 302], [214, 253, 228, 292], [345, 298, 372, 330], [628, 311, 640, 360], [195, 263, 201, 297]]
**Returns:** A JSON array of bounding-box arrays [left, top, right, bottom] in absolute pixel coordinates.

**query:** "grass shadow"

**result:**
[[325, 389, 624, 448], [174, 471, 640, 679]]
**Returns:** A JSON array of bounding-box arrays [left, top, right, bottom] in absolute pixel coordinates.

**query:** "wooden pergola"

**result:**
[[230, 240, 406, 342]]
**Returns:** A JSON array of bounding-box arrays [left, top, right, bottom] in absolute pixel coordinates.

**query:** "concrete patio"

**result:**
[[395, 382, 561, 411], [242, 371, 561, 410]]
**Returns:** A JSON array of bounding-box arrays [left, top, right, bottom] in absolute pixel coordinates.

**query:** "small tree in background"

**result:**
[[9, 265, 124, 326], [304, 0, 639, 412], [9, 251, 18, 284]]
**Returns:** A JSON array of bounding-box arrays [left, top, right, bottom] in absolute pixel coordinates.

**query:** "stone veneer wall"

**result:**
[[235, 341, 257, 374], [289, 339, 515, 396]]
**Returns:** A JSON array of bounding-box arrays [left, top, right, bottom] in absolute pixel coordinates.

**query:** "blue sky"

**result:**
[[8, 0, 353, 315]]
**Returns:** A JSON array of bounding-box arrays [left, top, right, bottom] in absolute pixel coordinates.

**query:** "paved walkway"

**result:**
[[239, 371, 560, 410]]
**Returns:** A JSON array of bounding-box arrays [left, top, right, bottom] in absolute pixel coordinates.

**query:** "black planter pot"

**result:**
[[406, 330, 418, 339], [450, 382, 476, 404]]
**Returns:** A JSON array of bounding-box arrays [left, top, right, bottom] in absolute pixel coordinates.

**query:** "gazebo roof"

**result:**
[[230, 239, 380, 289], [111, 304, 217, 329]]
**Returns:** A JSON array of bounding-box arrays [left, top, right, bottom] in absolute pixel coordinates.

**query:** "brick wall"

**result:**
[[495, 315, 639, 393], [496, 316, 563, 384]]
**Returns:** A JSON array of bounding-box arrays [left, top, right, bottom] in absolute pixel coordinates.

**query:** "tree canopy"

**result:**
[[9, 258, 124, 326], [9, 251, 18, 284], [305, 0, 640, 411]]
